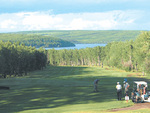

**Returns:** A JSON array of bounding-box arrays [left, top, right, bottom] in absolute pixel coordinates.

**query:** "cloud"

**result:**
[[0, 10, 149, 32], [1, 20, 17, 29], [22, 11, 62, 30]]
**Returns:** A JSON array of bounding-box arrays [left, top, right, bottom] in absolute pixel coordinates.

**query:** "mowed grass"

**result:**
[[0, 66, 149, 113]]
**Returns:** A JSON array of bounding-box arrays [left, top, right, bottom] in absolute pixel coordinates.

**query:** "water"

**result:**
[[45, 44, 106, 50]]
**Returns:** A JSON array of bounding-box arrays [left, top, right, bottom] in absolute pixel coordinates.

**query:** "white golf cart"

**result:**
[[131, 81, 150, 103]]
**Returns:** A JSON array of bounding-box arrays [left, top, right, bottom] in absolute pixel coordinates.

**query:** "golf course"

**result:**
[[0, 65, 150, 113]]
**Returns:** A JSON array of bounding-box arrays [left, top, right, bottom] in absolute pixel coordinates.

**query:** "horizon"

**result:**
[[1, 29, 149, 34]]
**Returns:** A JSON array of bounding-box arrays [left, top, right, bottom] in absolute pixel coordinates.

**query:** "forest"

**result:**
[[18, 30, 142, 44], [0, 30, 143, 48], [0, 41, 47, 78], [0, 34, 75, 48], [48, 31, 150, 75], [1, 31, 150, 78]]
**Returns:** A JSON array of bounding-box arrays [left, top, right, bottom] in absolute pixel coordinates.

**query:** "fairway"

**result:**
[[0, 66, 149, 113]]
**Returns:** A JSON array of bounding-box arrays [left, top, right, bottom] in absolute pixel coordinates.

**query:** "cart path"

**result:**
[[110, 103, 150, 112]]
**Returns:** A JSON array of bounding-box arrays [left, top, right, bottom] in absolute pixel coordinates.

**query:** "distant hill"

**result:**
[[0, 34, 75, 48], [17, 30, 143, 44]]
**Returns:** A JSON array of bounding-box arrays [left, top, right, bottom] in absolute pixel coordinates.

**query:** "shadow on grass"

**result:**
[[0, 66, 149, 113]]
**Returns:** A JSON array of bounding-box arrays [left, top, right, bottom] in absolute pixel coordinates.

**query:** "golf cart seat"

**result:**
[[131, 81, 150, 103]]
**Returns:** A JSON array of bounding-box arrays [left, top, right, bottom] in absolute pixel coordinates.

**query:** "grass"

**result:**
[[0, 65, 149, 113]]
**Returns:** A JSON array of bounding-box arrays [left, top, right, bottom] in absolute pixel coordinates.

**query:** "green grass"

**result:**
[[0, 66, 149, 113]]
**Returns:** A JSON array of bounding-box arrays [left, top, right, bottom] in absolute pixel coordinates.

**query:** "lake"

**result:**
[[45, 44, 106, 50]]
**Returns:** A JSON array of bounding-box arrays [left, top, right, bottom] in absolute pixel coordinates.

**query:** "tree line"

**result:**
[[1, 31, 149, 78], [0, 34, 75, 48], [47, 31, 150, 74], [19, 30, 142, 44], [0, 41, 47, 78], [21, 36, 75, 48]]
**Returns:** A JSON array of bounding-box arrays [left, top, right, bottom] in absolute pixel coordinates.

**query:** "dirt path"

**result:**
[[110, 103, 150, 112]]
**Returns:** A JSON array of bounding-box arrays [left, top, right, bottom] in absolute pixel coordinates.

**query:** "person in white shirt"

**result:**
[[116, 82, 122, 100]]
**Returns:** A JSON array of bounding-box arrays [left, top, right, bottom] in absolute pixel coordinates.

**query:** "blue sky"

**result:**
[[0, 0, 150, 32]]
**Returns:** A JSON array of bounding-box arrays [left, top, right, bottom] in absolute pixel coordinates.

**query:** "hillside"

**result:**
[[0, 34, 75, 48], [17, 30, 143, 44], [1, 65, 148, 113]]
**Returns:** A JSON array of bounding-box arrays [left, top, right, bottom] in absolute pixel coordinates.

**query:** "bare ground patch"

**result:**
[[110, 103, 150, 112]]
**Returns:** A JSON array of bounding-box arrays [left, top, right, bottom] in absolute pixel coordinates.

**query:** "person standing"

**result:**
[[123, 81, 130, 96], [116, 82, 122, 100], [143, 85, 147, 94], [94, 79, 99, 92]]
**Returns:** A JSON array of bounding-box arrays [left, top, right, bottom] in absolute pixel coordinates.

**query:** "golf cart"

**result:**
[[131, 81, 150, 103]]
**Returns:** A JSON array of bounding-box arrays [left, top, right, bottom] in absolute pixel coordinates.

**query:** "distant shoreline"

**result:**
[[43, 43, 106, 50]]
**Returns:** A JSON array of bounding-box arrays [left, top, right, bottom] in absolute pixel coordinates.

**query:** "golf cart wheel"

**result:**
[[137, 98, 144, 103]]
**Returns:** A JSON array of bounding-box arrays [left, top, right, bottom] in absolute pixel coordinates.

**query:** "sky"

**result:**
[[0, 0, 150, 32]]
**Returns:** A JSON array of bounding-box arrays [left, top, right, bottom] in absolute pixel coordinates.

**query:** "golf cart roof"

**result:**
[[134, 81, 147, 86]]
